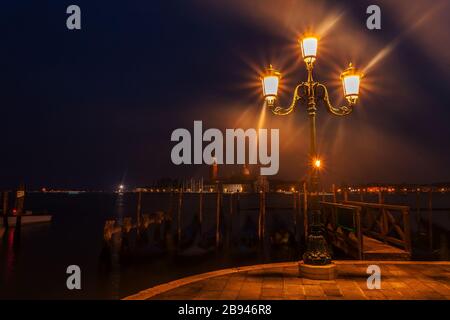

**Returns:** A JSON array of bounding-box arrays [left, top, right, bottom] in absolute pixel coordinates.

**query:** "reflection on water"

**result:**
[[2, 228, 18, 285], [111, 193, 124, 300], [0, 192, 449, 299]]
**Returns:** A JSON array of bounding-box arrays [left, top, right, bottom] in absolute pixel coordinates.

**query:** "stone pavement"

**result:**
[[125, 261, 450, 300]]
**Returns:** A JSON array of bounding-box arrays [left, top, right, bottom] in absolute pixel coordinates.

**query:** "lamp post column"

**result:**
[[305, 66, 319, 206], [307, 96, 319, 206], [302, 80, 332, 266]]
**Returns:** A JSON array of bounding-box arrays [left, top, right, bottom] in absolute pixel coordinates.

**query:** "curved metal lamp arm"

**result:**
[[268, 83, 306, 116], [316, 83, 354, 116]]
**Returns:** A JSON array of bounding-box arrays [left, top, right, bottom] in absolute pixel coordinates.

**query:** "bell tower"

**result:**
[[210, 157, 218, 182]]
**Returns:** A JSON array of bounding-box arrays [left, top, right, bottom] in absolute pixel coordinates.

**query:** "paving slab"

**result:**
[[124, 261, 450, 300]]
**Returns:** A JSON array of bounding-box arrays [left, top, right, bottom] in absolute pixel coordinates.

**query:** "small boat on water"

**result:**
[[1, 184, 52, 228], [0, 212, 52, 227]]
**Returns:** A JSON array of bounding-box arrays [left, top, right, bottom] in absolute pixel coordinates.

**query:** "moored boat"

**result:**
[[0, 213, 52, 227]]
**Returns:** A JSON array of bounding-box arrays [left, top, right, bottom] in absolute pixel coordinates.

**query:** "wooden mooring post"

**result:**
[[416, 190, 422, 235], [294, 190, 300, 241], [236, 192, 241, 219], [215, 189, 221, 248], [292, 191, 297, 239], [165, 192, 175, 252], [378, 190, 384, 204], [428, 189, 433, 250], [136, 191, 142, 234], [377, 190, 386, 243], [293, 192, 297, 210], [227, 193, 233, 248], [198, 191, 203, 237], [177, 190, 183, 244], [2, 191, 9, 228], [258, 191, 266, 242], [303, 181, 308, 239], [15, 185, 26, 229], [332, 184, 337, 203]]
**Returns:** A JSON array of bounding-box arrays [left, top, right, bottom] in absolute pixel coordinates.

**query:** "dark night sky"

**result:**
[[1, 0, 450, 190]]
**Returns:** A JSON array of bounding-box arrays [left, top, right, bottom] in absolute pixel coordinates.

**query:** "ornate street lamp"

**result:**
[[260, 35, 362, 275]]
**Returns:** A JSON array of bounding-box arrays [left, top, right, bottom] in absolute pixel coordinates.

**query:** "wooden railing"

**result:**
[[343, 201, 411, 254], [320, 201, 363, 259]]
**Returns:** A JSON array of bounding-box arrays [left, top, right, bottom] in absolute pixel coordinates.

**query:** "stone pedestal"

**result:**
[[298, 261, 337, 280]]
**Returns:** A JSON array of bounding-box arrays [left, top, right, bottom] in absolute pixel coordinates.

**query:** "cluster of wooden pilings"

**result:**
[[103, 210, 170, 256], [102, 185, 313, 257], [102, 185, 448, 259]]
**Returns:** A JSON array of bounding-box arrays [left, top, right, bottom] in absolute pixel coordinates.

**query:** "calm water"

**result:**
[[0, 192, 449, 299], [0, 192, 301, 299]]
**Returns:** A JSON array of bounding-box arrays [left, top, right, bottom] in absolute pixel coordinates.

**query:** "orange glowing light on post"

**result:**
[[300, 37, 318, 65], [341, 63, 362, 104], [314, 159, 321, 169], [261, 65, 280, 102]]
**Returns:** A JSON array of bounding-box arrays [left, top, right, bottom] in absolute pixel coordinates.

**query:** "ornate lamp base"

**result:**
[[299, 209, 336, 279], [298, 261, 337, 280], [302, 233, 332, 265], [302, 209, 332, 265]]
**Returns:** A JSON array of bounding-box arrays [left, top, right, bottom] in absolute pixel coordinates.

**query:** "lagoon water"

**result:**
[[0, 192, 449, 299]]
